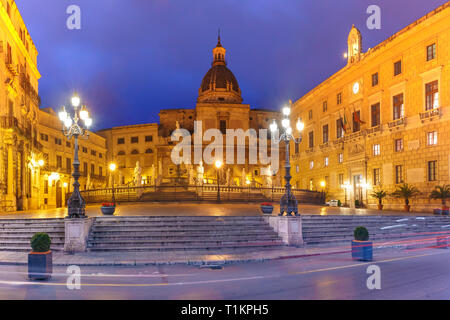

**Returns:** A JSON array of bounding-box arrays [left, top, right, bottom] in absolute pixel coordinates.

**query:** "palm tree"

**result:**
[[391, 183, 420, 212], [370, 189, 387, 210], [430, 185, 450, 210]]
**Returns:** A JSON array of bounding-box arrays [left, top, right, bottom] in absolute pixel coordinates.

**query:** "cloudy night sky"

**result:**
[[15, 0, 449, 130]]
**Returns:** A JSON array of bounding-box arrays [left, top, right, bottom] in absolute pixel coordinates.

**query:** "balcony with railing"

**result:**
[[19, 73, 41, 107], [420, 107, 441, 121], [365, 125, 382, 136], [388, 117, 406, 129]]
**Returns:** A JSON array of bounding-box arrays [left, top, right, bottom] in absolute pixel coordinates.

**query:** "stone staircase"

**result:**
[[87, 216, 283, 252], [0, 218, 65, 252], [302, 215, 450, 245]]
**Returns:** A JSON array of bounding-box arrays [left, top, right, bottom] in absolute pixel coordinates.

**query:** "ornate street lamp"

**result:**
[[270, 101, 304, 216], [215, 160, 223, 202], [59, 93, 92, 218], [109, 163, 117, 204]]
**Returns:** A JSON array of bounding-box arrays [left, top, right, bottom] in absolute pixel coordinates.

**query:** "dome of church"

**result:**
[[197, 35, 243, 104]]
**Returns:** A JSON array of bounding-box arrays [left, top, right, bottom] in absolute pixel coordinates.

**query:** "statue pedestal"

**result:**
[[264, 216, 303, 246], [64, 218, 93, 252]]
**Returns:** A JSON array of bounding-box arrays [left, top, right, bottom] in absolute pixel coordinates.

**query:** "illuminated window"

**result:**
[[324, 157, 329, 167], [393, 94, 404, 120], [309, 161, 314, 169], [425, 81, 439, 110], [395, 139, 403, 152], [337, 93, 342, 105], [338, 153, 343, 163], [427, 131, 437, 146], [373, 144, 380, 156]]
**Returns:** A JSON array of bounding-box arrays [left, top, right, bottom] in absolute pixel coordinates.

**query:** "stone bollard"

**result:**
[[264, 215, 303, 246], [64, 218, 93, 252]]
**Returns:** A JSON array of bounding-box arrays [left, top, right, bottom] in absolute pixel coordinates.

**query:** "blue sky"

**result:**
[[16, 0, 449, 130]]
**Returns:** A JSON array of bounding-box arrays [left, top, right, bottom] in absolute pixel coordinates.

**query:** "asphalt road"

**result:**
[[0, 247, 449, 300]]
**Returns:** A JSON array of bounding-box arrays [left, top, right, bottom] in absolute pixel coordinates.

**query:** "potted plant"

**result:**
[[28, 233, 52, 280], [430, 185, 450, 215], [352, 226, 372, 261], [391, 183, 420, 212], [260, 202, 274, 215], [370, 189, 387, 210], [101, 202, 116, 215]]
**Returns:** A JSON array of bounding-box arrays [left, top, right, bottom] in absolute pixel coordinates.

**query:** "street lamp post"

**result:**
[[270, 101, 304, 216], [215, 160, 222, 202], [109, 163, 117, 204], [59, 93, 92, 218], [320, 180, 326, 203]]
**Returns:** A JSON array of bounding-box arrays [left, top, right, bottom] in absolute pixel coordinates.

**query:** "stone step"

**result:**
[[89, 234, 279, 242], [88, 241, 284, 252], [93, 216, 265, 222], [0, 240, 65, 245], [91, 227, 274, 234], [0, 246, 64, 252], [0, 228, 65, 233], [88, 230, 277, 237], [0, 234, 65, 239]]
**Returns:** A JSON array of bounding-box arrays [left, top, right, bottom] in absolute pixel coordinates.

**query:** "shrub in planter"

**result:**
[[352, 226, 372, 261], [391, 183, 420, 212], [101, 202, 116, 215], [370, 189, 387, 210], [28, 233, 52, 280], [260, 202, 273, 215], [430, 185, 450, 214]]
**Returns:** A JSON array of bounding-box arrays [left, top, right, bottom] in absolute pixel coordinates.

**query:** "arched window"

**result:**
[[131, 149, 139, 155], [117, 151, 125, 156], [145, 148, 153, 154]]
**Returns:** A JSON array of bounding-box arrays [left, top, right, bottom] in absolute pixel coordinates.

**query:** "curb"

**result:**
[[0, 249, 352, 267]]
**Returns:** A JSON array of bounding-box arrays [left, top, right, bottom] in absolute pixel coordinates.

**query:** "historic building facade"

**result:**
[[290, 3, 450, 211], [0, 0, 41, 211], [99, 36, 282, 188]]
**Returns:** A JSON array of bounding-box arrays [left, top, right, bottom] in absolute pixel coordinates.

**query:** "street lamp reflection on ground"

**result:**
[[215, 160, 222, 202], [270, 100, 304, 216], [59, 92, 92, 218], [109, 163, 117, 204]]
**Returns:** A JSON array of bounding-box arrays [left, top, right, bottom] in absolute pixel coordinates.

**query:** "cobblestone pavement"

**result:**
[[0, 202, 435, 219]]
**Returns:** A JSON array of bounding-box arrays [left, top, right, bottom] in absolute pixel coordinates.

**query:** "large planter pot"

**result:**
[[101, 206, 116, 215], [260, 205, 273, 215], [28, 251, 52, 280], [351, 240, 373, 261], [404, 205, 410, 212], [377, 204, 383, 210]]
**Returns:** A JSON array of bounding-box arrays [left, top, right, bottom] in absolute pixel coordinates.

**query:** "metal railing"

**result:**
[[78, 184, 324, 205]]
